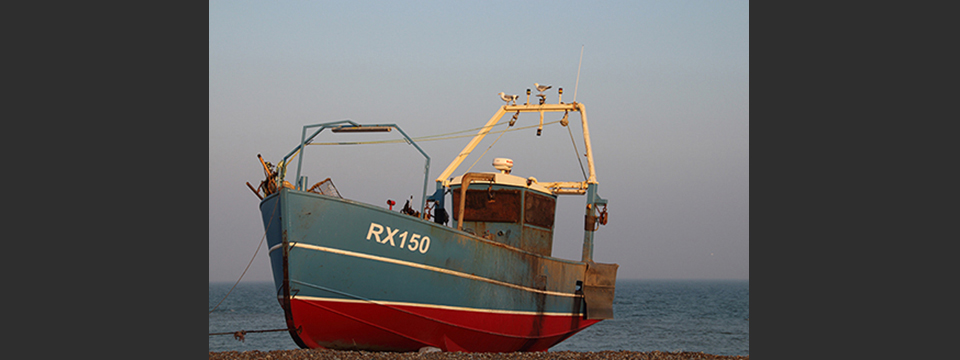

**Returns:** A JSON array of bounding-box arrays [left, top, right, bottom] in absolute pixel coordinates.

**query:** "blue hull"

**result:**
[[259, 188, 611, 351]]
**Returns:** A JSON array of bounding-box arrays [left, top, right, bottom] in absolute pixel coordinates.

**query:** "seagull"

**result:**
[[498, 92, 519, 104], [534, 83, 552, 93]]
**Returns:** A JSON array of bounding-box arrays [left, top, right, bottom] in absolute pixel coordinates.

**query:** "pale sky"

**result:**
[[209, 0, 749, 282]]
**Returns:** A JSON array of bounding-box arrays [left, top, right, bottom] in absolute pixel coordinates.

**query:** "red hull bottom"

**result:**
[[288, 298, 599, 352]]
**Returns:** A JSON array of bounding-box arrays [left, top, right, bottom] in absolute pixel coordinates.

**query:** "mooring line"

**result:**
[[209, 196, 279, 314], [209, 328, 289, 342]]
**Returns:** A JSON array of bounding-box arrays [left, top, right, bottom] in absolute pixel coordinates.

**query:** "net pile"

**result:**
[[306, 178, 342, 198]]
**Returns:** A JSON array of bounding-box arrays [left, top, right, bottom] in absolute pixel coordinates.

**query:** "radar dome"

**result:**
[[492, 158, 513, 174]]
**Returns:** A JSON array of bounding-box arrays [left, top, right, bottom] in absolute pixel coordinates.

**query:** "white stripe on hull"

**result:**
[[288, 295, 579, 317], [272, 242, 579, 298]]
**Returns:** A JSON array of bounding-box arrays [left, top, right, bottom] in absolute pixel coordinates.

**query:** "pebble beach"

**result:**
[[209, 349, 748, 360]]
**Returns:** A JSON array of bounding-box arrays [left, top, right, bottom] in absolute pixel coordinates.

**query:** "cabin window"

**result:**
[[524, 191, 556, 229], [452, 189, 521, 223]]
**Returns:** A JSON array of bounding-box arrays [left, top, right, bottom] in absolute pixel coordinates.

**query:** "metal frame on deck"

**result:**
[[435, 102, 598, 189], [277, 120, 431, 216]]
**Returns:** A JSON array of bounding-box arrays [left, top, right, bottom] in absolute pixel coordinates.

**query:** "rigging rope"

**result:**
[[464, 120, 513, 174], [407, 119, 512, 140], [568, 124, 588, 181], [307, 119, 510, 145], [307, 120, 562, 146]]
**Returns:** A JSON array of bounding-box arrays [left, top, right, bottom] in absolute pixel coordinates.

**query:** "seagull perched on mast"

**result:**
[[534, 83, 552, 94], [498, 92, 519, 105]]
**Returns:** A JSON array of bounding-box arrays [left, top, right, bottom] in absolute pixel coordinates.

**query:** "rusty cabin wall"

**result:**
[[451, 184, 557, 256]]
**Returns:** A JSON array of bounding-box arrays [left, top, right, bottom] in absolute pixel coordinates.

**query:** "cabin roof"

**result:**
[[449, 172, 554, 196]]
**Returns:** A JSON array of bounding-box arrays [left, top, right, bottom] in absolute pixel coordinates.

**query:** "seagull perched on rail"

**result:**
[[498, 92, 519, 105], [534, 83, 552, 94]]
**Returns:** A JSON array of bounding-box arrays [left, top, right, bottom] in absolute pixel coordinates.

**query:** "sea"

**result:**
[[209, 279, 749, 356]]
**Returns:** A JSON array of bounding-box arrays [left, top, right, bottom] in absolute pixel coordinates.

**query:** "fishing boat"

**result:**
[[248, 86, 618, 352]]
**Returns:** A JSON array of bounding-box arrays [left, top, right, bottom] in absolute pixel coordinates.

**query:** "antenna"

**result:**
[[573, 45, 584, 102]]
